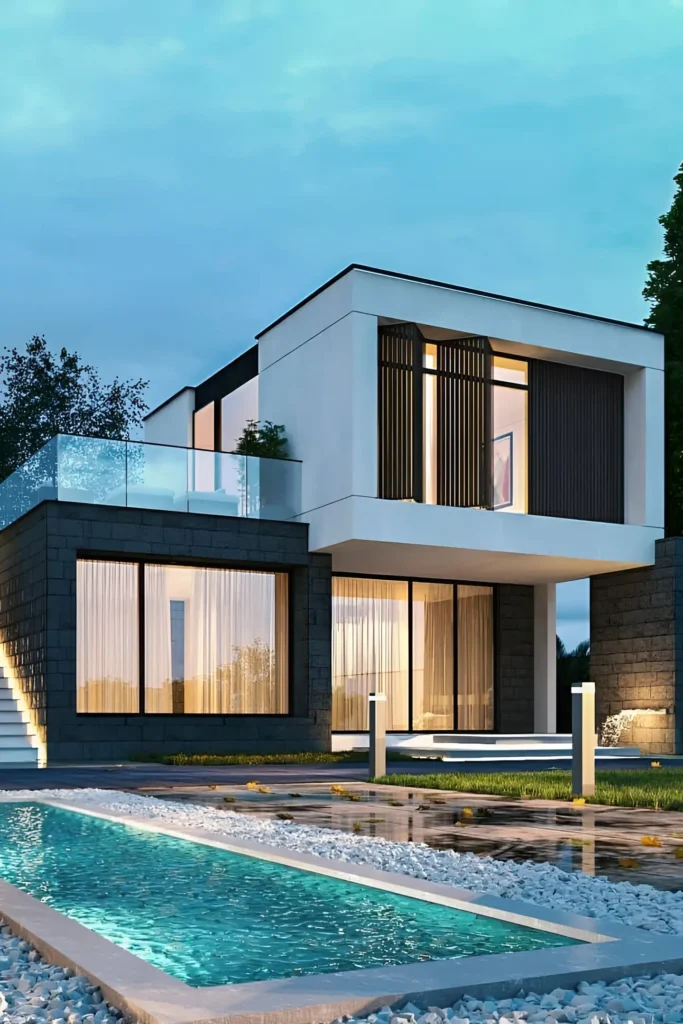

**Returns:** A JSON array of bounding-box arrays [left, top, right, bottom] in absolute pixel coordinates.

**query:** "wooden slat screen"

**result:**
[[437, 336, 491, 508], [378, 323, 422, 500]]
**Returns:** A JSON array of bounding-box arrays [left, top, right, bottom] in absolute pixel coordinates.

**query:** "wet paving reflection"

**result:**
[[151, 783, 683, 893]]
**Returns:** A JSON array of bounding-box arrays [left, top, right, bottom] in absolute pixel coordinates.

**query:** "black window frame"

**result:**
[[75, 552, 293, 718], [332, 570, 498, 734]]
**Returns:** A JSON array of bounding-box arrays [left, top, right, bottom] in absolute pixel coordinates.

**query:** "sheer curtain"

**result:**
[[332, 577, 409, 731], [144, 565, 288, 714], [144, 565, 173, 712], [412, 582, 454, 730], [77, 559, 139, 713], [457, 584, 494, 730]]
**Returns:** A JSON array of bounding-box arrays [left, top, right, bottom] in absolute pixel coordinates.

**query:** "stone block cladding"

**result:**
[[591, 537, 679, 754], [496, 584, 535, 732], [0, 501, 331, 763]]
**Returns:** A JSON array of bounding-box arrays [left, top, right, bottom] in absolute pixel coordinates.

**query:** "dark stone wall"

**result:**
[[0, 505, 49, 749], [591, 537, 677, 754], [2, 501, 331, 762], [496, 584, 535, 732]]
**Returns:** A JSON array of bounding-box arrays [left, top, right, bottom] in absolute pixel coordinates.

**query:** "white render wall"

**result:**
[[143, 387, 195, 448], [258, 267, 665, 547]]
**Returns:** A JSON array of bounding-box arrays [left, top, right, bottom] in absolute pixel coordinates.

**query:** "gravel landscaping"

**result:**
[[2, 788, 683, 1024], [0, 922, 120, 1024]]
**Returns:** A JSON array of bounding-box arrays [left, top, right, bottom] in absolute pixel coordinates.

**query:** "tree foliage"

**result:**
[[643, 161, 683, 535], [556, 636, 590, 732], [235, 419, 289, 459], [0, 336, 148, 482]]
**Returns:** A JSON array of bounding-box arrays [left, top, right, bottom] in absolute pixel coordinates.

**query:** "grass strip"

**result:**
[[374, 768, 683, 811], [130, 750, 414, 766]]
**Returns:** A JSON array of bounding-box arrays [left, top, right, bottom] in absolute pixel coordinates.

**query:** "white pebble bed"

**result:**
[[2, 788, 683, 1024], [0, 922, 120, 1024]]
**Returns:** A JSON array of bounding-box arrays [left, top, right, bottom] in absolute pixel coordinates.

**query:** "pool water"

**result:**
[[0, 803, 577, 987]]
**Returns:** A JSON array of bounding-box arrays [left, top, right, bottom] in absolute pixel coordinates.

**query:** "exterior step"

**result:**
[[0, 722, 31, 737], [0, 748, 39, 765], [0, 710, 29, 724], [0, 735, 35, 749]]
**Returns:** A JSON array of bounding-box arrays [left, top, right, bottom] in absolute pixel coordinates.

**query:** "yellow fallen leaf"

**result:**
[[572, 797, 586, 805], [461, 807, 474, 818], [330, 784, 348, 796], [257, 785, 271, 794], [618, 858, 640, 869], [641, 835, 662, 847], [567, 838, 591, 847], [455, 821, 469, 828], [246, 780, 261, 790], [651, 761, 662, 768]]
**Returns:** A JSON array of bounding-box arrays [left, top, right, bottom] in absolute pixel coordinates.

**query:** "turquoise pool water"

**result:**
[[0, 803, 577, 987]]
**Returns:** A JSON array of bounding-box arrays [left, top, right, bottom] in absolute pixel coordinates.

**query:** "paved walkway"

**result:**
[[1, 755, 681, 791]]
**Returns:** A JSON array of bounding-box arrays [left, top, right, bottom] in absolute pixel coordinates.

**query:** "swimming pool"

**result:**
[[0, 802, 578, 987]]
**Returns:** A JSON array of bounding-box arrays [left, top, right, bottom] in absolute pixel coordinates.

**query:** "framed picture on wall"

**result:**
[[493, 431, 513, 509]]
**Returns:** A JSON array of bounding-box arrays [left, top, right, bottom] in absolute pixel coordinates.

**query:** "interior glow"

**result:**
[[77, 560, 140, 713]]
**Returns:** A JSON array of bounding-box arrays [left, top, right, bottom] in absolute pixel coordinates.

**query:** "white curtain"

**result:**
[[144, 565, 173, 712], [77, 560, 139, 712], [457, 584, 494, 730], [144, 565, 288, 715], [412, 582, 454, 730], [332, 577, 409, 731]]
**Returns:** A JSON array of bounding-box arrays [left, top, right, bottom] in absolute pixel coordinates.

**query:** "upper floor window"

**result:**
[[379, 323, 528, 513]]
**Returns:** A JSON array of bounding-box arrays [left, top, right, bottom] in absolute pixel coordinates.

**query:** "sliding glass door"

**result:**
[[332, 575, 494, 732]]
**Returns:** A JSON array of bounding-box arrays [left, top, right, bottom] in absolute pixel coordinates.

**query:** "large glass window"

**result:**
[[77, 559, 288, 715], [457, 585, 494, 730], [145, 565, 288, 714], [492, 356, 528, 514], [332, 577, 409, 731], [412, 582, 454, 730], [77, 560, 139, 713], [333, 575, 494, 732]]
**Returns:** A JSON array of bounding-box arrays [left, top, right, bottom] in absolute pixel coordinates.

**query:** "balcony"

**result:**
[[0, 435, 302, 530]]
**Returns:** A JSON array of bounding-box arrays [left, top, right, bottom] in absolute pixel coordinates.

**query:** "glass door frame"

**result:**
[[332, 571, 499, 733]]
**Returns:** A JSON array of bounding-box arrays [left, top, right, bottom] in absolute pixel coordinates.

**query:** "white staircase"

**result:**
[[0, 669, 39, 767]]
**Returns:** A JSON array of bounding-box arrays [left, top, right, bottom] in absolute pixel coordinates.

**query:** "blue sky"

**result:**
[[2, 0, 682, 645]]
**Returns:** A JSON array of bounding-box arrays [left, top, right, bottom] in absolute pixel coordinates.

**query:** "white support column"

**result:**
[[534, 583, 557, 734]]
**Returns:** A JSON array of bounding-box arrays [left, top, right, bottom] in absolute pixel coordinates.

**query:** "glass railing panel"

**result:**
[[125, 442, 188, 512], [245, 456, 301, 520], [0, 437, 59, 530], [187, 450, 245, 516], [56, 435, 127, 506]]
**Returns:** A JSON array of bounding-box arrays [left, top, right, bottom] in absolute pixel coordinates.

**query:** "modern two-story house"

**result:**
[[0, 265, 666, 765]]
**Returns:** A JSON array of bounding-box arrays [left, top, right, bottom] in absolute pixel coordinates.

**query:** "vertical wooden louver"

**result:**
[[378, 323, 423, 500], [437, 336, 491, 508], [529, 360, 624, 522]]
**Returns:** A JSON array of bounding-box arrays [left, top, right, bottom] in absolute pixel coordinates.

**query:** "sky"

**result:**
[[2, 0, 682, 647]]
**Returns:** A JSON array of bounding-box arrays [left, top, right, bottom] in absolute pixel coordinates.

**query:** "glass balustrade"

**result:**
[[0, 435, 301, 530]]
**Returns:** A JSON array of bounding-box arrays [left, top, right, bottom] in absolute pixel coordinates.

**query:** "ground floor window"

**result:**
[[77, 559, 289, 714], [332, 575, 494, 732]]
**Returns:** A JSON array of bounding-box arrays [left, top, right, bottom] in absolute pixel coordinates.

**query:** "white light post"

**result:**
[[368, 692, 387, 780], [572, 682, 597, 798]]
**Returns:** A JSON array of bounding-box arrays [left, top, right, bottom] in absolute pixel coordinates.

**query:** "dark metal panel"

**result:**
[[378, 323, 423, 500], [529, 360, 624, 523], [436, 336, 491, 508], [195, 345, 258, 409]]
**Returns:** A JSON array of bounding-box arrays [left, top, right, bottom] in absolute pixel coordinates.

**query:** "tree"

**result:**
[[0, 336, 149, 482], [643, 161, 683, 535], [235, 419, 289, 459], [556, 636, 590, 732]]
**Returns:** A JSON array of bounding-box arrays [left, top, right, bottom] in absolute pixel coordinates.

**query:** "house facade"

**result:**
[[0, 265, 666, 764]]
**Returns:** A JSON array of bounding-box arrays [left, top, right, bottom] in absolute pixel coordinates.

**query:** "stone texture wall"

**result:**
[[2, 501, 331, 762], [0, 504, 49, 749], [496, 584, 535, 732], [591, 537, 678, 754]]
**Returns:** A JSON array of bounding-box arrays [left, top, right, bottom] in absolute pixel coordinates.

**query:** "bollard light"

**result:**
[[572, 682, 597, 798], [368, 692, 387, 780]]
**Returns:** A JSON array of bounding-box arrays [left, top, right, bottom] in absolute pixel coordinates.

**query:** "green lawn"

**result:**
[[375, 768, 683, 811], [130, 750, 413, 767]]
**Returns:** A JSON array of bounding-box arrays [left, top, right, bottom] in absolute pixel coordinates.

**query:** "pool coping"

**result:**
[[1, 794, 682, 1024]]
